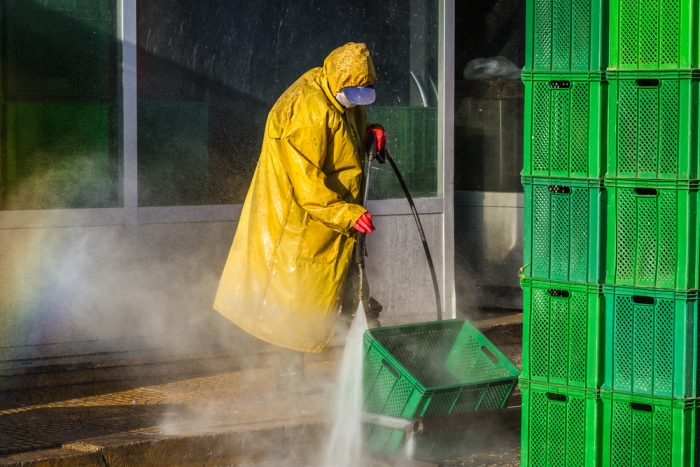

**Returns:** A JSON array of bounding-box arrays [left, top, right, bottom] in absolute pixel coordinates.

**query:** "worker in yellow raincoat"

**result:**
[[214, 42, 386, 393]]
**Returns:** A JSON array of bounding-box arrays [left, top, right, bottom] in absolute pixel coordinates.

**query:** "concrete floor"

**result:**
[[0, 318, 522, 467], [0, 360, 334, 462]]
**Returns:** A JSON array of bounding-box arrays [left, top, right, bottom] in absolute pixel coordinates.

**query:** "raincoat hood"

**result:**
[[323, 42, 376, 95]]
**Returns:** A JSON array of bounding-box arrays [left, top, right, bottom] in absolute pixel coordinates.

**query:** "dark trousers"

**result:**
[[340, 247, 382, 327]]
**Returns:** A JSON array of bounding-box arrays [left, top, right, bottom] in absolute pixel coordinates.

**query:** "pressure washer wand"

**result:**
[[385, 149, 442, 321], [355, 142, 376, 300]]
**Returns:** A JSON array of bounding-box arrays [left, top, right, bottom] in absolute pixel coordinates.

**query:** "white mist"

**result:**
[[323, 303, 368, 467]]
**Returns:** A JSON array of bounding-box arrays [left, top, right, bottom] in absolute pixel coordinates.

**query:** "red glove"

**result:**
[[366, 124, 386, 154], [353, 212, 375, 234]]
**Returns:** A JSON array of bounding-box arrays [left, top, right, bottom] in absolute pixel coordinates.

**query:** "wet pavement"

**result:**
[[0, 325, 522, 466], [440, 424, 521, 467], [0, 360, 335, 458]]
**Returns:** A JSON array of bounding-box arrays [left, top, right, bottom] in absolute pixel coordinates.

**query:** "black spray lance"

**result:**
[[357, 134, 442, 321], [354, 140, 375, 306]]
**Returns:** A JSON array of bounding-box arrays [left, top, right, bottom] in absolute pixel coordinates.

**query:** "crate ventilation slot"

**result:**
[[549, 185, 571, 194]]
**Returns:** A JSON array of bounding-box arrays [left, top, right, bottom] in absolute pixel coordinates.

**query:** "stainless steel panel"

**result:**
[[137, 205, 242, 224], [130, 220, 237, 343], [122, 0, 137, 228], [0, 226, 127, 358], [454, 191, 523, 316], [454, 80, 523, 193], [0, 208, 124, 229], [366, 212, 444, 325]]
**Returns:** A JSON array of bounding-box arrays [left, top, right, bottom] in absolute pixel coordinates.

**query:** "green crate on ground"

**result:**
[[4, 101, 112, 209], [607, 70, 700, 180], [366, 106, 438, 199], [521, 380, 600, 467], [522, 176, 606, 283], [524, 0, 607, 72], [522, 72, 607, 179], [601, 390, 698, 467], [605, 178, 700, 290], [604, 285, 699, 399], [521, 278, 603, 389], [609, 0, 700, 70], [363, 319, 520, 456]]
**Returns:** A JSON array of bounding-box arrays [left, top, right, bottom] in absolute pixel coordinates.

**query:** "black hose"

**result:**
[[386, 150, 442, 321]]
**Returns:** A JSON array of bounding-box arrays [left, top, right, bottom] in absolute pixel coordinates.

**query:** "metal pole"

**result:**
[[361, 412, 416, 431], [122, 0, 137, 229], [361, 412, 423, 460], [405, 431, 417, 459], [439, 0, 456, 318]]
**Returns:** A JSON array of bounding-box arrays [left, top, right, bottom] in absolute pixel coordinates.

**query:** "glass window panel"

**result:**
[[0, 0, 123, 209], [454, 0, 525, 193], [454, 80, 524, 192], [137, 0, 439, 207], [454, 0, 526, 322]]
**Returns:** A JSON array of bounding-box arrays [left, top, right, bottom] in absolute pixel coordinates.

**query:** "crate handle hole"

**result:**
[[548, 185, 571, 194], [632, 295, 655, 305], [480, 346, 499, 364], [630, 402, 653, 412], [636, 79, 660, 88], [548, 289, 570, 298], [381, 359, 400, 379], [549, 80, 571, 89], [634, 188, 658, 197], [546, 393, 567, 402]]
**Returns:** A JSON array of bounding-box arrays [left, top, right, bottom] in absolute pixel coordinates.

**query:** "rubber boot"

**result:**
[[340, 252, 382, 328], [366, 296, 382, 329], [276, 349, 321, 395]]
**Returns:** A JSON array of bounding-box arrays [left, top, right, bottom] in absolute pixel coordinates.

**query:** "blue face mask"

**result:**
[[342, 85, 376, 105], [335, 90, 356, 108]]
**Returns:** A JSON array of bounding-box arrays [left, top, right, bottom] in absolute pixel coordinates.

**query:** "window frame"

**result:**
[[0, 0, 456, 316]]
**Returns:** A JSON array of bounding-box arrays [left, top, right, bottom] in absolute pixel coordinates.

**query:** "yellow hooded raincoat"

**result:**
[[214, 43, 376, 353]]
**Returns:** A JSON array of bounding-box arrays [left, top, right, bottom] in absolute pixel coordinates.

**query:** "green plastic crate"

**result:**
[[609, 0, 700, 70], [605, 178, 700, 289], [607, 70, 700, 180], [522, 176, 606, 283], [365, 106, 438, 199], [522, 72, 607, 179], [524, 0, 607, 71], [521, 278, 604, 389], [603, 285, 700, 399], [6, 9, 111, 99], [363, 319, 520, 455], [521, 380, 601, 467], [601, 390, 698, 467], [4, 101, 113, 209]]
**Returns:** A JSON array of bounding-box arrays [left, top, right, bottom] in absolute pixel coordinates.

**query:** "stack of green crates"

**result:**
[[520, 0, 608, 465], [601, 0, 700, 465], [524, 0, 700, 465]]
